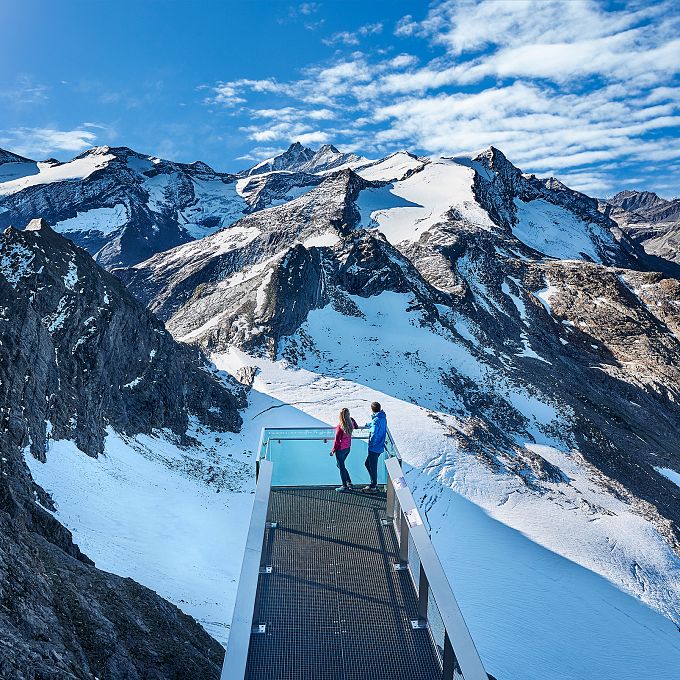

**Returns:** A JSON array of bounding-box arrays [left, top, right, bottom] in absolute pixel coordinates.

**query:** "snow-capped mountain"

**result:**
[[600, 189, 680, 270], [115, 145, 680, 679], [0, 142, 375, 271], [5, 141, 680, 680], [0, 219, 248, 676], [0, 145, 252, 269], [240, 141, 368, 176]]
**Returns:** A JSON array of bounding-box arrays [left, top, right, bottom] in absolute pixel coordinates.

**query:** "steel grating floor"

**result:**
[[244, 487, 443, 680]]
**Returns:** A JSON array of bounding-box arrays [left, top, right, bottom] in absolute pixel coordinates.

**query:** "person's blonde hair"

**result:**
[[339, 408, 354, 436]]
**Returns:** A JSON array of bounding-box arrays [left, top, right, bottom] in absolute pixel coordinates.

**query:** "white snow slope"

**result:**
[[0, 154, 114, 195], [356, 157, 495, 244], [207, 292, 680, 680], [25, 392, 324, 647]]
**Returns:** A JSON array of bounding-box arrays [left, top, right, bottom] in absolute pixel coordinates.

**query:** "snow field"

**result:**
[[211, 291, 680, 680], [53, 204, 129, 237], [512, 198, 615, 262], [0, 154, 115, 196], [25, 380, 326, 647], [355, 158, 495, 245]]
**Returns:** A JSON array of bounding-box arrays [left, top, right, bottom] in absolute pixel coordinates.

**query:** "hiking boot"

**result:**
[[362, 486, 378, 493], [335, 486, 349, 493]]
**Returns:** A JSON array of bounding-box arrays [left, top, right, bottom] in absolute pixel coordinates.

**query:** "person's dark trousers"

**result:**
[[365, 451, 380, 488], [335, 448, 352, 487]]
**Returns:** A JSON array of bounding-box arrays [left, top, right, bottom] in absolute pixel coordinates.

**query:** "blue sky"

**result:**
[[1, 0, 678, 197]]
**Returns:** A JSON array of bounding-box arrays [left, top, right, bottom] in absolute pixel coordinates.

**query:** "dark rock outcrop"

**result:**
[[599, 190, 680, 272], [239, 141, 366, 176], [0, 221, 246, 677], [1, 218, 244, 460]]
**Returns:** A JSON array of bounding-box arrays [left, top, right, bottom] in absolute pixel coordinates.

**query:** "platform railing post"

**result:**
[[386, 473, 395, 521], [417, 562, 429, 623], [398, 509, 409, 565], [443, 630, 456, 680]]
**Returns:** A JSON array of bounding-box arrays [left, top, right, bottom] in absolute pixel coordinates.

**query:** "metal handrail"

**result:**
[[220, 459, 273, 680], [257, 426, 402, 463], [385, 457, 488, 680]]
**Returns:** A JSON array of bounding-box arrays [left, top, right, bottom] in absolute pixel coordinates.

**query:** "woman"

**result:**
[[330, 408, 358, 492]]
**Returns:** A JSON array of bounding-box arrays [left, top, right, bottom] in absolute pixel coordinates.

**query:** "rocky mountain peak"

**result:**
[[609, 190, 666, 213], [188, 159, 216, 174], [473, 145, 523, 184], [0, 219, 244, 460], [241, 142, 368, 177], [318, 143, 340, 154], [0, 147, 34, 164]]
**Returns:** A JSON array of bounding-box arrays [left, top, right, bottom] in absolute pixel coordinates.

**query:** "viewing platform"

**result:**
[[222, 428, 489, 680]]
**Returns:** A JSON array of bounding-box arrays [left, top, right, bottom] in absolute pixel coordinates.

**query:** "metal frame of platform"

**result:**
[[222, 428, 488, 680]]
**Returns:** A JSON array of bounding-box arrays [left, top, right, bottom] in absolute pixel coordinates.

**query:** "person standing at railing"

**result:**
[[362, 402, 387, 493], [330, 408, 359, 492]]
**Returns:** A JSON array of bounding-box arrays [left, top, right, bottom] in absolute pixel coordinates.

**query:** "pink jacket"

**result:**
[[332, 418, 358, 452]]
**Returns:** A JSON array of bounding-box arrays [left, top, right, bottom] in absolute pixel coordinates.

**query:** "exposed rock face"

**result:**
[[599, 189, 680, 271], [117, 168, 379, 321], [1, 218, 244, 460], [0, 503, 225, 679], [0, 148, 34, 165], [236, 170, 323, 211], [0, 219, 246, 677], [472, 147, 636, 267], [608, 190, 680, 221]]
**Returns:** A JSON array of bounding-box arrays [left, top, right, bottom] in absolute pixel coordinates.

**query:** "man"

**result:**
[[363, 401, 387, 492]]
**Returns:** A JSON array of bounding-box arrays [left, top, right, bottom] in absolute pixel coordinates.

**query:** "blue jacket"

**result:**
[[366, 410, 387, 454]]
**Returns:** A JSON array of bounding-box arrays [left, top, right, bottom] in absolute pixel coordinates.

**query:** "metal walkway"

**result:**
[[246, 487, 443, 680], [222, 427, 489, 680]]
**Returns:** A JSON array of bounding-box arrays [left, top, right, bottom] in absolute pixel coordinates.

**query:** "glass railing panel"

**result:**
[[428, 588, 446, 661], [408, 531, 421, 589], [384, 432, 401, 460], [264, 434, 387, 487]]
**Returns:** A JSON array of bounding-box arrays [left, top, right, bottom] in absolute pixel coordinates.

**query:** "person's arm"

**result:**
[[366, 417, 375, 449], [330, 426, 342, 455], [351, 418, 358, 429]]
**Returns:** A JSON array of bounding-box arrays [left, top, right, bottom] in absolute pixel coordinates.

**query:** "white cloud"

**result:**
[[323, 31, 359, 46], [389, 54, 418, 69], [235, 146, 285, 162], [323, 22, 383, 46], [207, 0, 680, 193], [0, 127, 98, 158], [419, 0, 663, 56], [296, 130, 331, 145], [542, 170, 615, 194], [0, 75, 48, 106], [394, 14, 418, 37], [299, 2, 320, 16]]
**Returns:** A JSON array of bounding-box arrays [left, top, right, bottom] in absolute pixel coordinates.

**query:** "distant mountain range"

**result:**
[[1, 140, 679, 679], [0, 142, 373, 269], [599, 189, 680, 271]]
